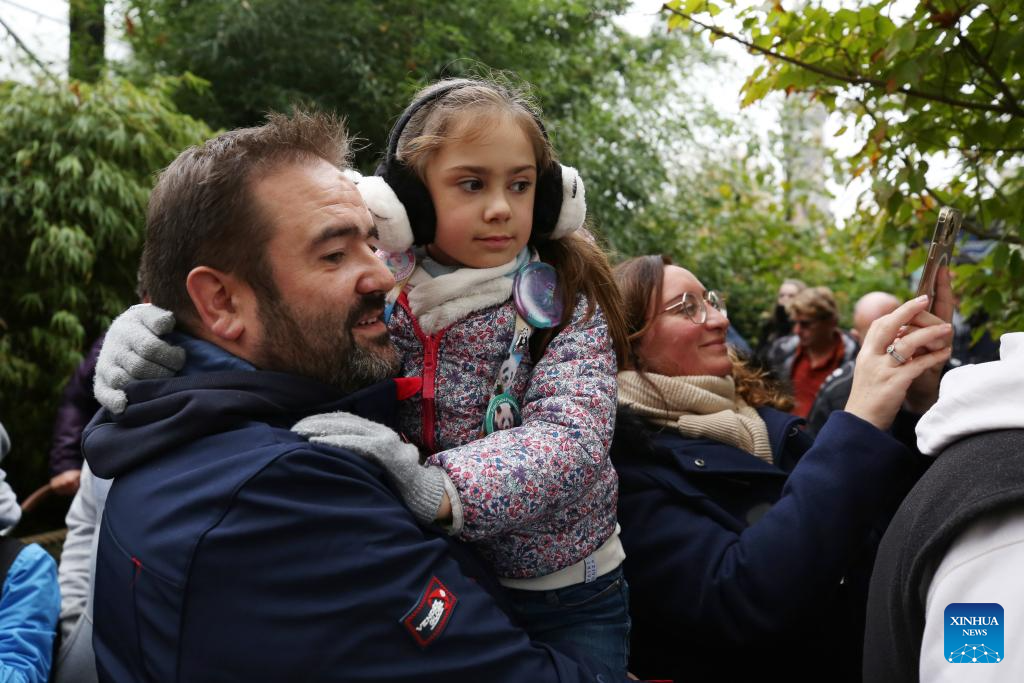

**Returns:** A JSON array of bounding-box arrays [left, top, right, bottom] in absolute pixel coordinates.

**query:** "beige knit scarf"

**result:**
[[617, 371, 774, 463]]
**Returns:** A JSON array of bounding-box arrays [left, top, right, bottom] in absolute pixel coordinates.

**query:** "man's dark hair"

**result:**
[[140, 109, 352, 326]]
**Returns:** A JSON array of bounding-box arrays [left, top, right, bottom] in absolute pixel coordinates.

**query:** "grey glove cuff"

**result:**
[[401, 465, 447, 527], [294, 411, 446, 526]]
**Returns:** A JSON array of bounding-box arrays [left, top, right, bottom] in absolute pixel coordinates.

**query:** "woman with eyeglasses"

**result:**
[[609, 255, 953, 683]]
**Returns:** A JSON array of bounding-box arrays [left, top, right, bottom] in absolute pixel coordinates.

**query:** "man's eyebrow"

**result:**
[[310, 226, 360, 249]]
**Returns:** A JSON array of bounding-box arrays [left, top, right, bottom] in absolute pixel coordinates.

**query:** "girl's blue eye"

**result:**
[[510, 180, 531, 193], [458, 179, 484, 192]]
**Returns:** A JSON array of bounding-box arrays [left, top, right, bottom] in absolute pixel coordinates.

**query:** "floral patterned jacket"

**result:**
[[390, 292, 619, 580]]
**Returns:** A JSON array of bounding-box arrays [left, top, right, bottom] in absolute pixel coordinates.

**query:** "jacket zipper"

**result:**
[[421, 338, 439, 453], [399, 293, 444, 454]]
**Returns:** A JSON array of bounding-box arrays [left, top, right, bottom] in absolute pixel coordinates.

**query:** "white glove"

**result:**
[[293, 411, 445, 525], [94, 304, 185, 414]]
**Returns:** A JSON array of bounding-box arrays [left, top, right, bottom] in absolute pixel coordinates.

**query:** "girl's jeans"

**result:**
[[504, 565, 631, 677]]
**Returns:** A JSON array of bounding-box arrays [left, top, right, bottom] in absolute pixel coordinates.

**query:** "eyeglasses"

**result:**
[[791, 317, 826, 329], [663, 290, 727, 325]]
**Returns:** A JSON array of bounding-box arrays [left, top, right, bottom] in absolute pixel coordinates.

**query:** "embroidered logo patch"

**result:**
[[402, 576, 458, 647]]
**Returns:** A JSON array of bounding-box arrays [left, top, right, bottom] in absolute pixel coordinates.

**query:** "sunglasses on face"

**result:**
[[663, 290, 727, 325]]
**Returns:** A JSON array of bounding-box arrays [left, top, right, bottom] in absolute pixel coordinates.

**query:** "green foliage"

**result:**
[[0, 76, 210, 495], [117, 0, 887, 340], [120, 0, 826, 334], [664, 0, 1024, 336], [119, 0, 711, 248], [612, 134, 905, 339]]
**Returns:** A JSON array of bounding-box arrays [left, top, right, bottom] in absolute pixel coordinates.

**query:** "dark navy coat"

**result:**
[[49, 335, 103, 476], [612, 408, 926, 683], [85, 336, 624, 683]]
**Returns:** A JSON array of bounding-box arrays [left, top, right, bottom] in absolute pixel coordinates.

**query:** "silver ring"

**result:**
[[886, 342, 908, 364]]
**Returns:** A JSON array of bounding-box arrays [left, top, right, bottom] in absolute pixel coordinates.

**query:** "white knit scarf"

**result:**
[[406, 248, 530, 334], [617, 371, 774, 463]]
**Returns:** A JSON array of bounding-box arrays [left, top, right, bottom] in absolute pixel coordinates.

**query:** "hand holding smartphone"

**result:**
[[915, 206, 962, 311]]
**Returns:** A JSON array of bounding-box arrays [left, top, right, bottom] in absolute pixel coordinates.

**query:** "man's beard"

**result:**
[[255, 292, 400, 393]]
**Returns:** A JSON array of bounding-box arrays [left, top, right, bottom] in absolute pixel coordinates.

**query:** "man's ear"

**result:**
[[185, 266, 254, 341]]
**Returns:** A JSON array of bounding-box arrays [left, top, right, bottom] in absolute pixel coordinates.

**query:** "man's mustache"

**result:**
[[346, 293, 388, 330]]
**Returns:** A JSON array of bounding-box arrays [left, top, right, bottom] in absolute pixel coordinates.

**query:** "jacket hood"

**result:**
[[83, 335, 411, 479], [916, 332, 1024, 455]]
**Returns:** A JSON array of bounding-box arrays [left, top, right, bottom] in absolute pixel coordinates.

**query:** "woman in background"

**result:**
[[610, 255, 951, 682]]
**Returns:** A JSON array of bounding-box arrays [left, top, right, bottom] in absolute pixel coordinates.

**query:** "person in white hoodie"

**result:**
[[0, 422, 24, 532], [53, 461, 110, 683], [863, 332, 1024, 682]]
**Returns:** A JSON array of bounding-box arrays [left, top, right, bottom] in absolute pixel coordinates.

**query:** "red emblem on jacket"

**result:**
[[402, 576, 458, 647]]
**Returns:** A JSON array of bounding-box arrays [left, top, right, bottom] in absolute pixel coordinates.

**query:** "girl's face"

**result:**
[[423, 115, 536, 269], [636, 265, 732, 378]]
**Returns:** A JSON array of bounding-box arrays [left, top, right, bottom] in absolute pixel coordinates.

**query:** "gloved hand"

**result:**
[[94, 304, 185, 414], [293, 411, 445, 526]]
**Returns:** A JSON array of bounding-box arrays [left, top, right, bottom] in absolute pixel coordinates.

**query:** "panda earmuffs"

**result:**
[[348, 79, 587, 254]]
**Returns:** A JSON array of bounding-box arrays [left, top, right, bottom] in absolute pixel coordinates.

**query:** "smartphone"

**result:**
[[915, 206, 962, 311]]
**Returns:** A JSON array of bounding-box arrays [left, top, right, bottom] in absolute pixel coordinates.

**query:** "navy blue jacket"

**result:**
[[612, 408, 926, 683], [85, 336, 623, 683]]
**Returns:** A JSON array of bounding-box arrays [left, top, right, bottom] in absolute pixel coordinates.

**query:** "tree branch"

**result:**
[[983, 7, 1000, 61], [921, 0, 1024, 117], [0, 14, 60, 86], [960, 221, 1022, 245], [920, 185, 1021, 245], [922, 0, 1024, 117], [956, 34, 1024, 117], [955, 145, 1024, 153], [664, 5, 1023, 118], [969, 157, 988, 229]]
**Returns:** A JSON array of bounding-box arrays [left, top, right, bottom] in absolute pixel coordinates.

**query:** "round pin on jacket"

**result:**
[[484, 393, 522, 434], [513, 262, 562, 329]]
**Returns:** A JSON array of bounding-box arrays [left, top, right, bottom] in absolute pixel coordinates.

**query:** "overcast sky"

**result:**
[[1, 0, 70, 77]]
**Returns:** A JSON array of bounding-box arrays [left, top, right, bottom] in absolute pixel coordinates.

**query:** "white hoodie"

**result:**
[[916, 332, 1024, 454], [917, 332, 1024, 682], [0, 422, 24, 532]]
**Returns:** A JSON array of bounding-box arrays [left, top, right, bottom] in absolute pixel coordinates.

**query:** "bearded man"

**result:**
[[83, 111, 625, 683]]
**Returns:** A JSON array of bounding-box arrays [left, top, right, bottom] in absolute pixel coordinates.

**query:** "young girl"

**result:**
[[346, 77, 631, 671], [99, 78, 632, 672]]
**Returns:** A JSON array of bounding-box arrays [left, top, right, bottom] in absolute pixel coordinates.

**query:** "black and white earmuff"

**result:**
[[347, 79, 586, 253]]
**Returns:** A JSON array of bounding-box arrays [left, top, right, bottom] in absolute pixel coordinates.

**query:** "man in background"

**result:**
[[806, 291, 900, 434], [767, 286, 858, 418]]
